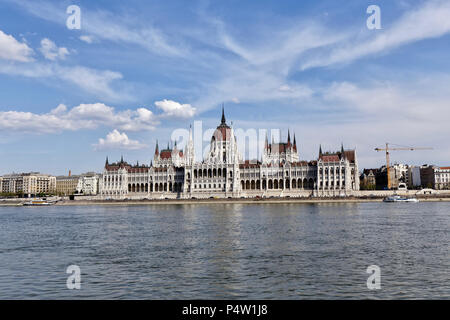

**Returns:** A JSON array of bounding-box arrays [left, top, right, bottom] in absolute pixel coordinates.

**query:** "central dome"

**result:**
[[212, 106, 232, 141]]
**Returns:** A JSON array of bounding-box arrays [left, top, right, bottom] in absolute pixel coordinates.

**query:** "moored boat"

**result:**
[[22, 200, 54, 206], [383, 195, 419, 203]]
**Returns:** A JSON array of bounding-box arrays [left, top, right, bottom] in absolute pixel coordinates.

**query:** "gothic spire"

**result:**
[[293, 133, 297, 151], [221, 103, 226, 125], [155, 140, 159, 155], [287, 129, 291, 146], [319, 144, 323, 156], [105, 156, 109, 166]]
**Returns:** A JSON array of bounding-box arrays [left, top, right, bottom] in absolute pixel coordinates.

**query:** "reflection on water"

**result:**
[[0, 202, 448, 299]]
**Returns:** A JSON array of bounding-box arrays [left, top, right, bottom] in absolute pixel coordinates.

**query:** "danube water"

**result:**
[[0, 202, 448, 299]]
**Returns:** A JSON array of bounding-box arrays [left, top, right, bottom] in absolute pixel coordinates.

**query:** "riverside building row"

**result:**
[[0, 173, 56, 196], [99, 109, 360, 199], [0, 172, 100, 197]]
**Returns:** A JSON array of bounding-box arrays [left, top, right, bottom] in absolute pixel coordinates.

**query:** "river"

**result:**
[[0, 202, 448, 299]]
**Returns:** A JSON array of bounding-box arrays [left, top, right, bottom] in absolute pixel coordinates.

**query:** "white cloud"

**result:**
[[0, 103, 159, 133], [93, 129, 147, 150], [49, 103, 67, 115], [154, 99, 196, 118], [39, 38, 69, 61], [0, 29, 34, 62], [79, 35, 94, 44], [279, 85, 293, 92]]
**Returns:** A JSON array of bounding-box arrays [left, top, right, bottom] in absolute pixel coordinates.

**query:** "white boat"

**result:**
[[383, 195, 419, 203], [22, 200, 54, 206]]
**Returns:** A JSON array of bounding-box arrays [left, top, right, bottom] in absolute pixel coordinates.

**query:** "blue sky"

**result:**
[[0, 0, 449, 175]]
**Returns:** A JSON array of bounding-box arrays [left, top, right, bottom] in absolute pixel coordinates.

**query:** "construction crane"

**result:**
[[374, 143, 433, 189]]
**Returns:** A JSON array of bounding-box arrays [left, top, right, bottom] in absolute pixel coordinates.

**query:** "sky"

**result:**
[[0, 0, 449, 175]]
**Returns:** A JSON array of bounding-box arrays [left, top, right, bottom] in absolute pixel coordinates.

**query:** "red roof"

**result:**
[[268, 143, 292, 153], [344, 150, 356, 163], [160, 150, 172, 159], [127, 167, 149, 173], [239, 160, 261, 169], [213, 125, 232, 141], [320, 155, 340, 162]]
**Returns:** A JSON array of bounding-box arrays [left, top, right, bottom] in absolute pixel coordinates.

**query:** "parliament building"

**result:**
[[99, 109, 360, 199]]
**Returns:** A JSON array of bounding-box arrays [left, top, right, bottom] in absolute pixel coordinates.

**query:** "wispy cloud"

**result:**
[[6, 0, 185, 57], [0, 58, 131, 102], [301, 0, 450, 70], [79, 35, 94, 44]]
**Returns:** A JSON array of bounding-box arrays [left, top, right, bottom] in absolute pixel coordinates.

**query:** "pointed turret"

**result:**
[[120, 155, 124, 163], [293, 133, 297, 151], [105, 156, 109, 167], [287, 129, 291, 147], [264, 132, 269, 150], [319, 144, 323, 157], [154, 140, 159, 155], [221, 104, 226, 125]]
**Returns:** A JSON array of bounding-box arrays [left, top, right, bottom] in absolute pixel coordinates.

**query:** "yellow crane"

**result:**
[[374, 143, 433, 189]]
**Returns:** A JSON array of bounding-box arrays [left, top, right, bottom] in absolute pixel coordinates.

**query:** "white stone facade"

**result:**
[[99, 110, 360, 199], [76, 174, 99, 195]]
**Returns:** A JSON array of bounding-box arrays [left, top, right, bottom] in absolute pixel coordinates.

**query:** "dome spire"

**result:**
[[154, 140, 159, 155], [221, 103, 226, 125]]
